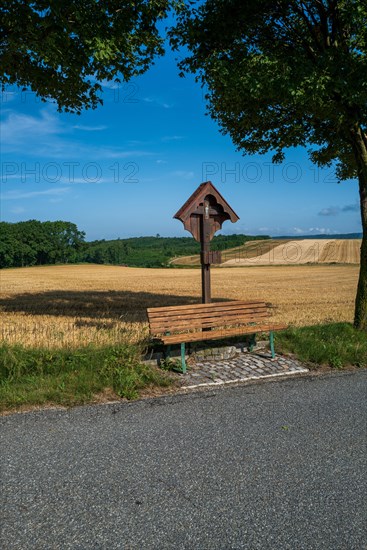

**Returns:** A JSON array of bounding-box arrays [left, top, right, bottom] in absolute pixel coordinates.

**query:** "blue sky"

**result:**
[[0, 43, 362, 241]]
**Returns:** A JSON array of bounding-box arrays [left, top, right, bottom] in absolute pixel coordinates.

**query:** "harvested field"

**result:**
[[224, 239, 361, 266], [0, 264, 359, 349], [173, 239, 361, 266], [171, 239, 287, 266]]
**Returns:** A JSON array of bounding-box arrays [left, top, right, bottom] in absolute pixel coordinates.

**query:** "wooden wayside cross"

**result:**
[[174, 181, 239, 303]]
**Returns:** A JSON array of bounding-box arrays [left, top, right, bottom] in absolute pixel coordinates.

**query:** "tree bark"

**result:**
[[351, 126, 367, 331]]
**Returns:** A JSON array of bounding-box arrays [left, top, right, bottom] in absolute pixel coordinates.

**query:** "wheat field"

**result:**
[[173, 238, 361, 266], [0, 264, 359, 349], [223, 239, 361, 265]]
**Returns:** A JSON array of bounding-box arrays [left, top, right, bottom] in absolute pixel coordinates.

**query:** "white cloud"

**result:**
[[171, 170, 195, 180], [318, 206, 340, 216], [96, 78, 120, 90], [1, 108, 72, 157], [1, 187, 70, 200], [143, 97, 174, 109], [318, 202, 359, 216], [9, 206, 25, 214], [342, 203, 359, 213], [73, 125, 107, 132], [2, 110, 65, 146], [98, 148, 153, 159], [1, 109, 155, 159]]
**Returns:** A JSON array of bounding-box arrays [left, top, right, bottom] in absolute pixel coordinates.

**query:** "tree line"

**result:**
[[0, 221, 85, 268], [0, 220, 268, 269]]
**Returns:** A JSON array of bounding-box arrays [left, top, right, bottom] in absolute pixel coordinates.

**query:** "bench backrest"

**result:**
[[147, 300, 269, 336]]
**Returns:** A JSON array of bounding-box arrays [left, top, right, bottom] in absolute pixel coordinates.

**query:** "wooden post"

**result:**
[[201, 199, 211, 304]]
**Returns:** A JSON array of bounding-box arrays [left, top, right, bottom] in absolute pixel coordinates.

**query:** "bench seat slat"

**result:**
[[147, 300, 266, 316], [148, 307, 269, 323], [150, 312, 269, 334], [160, 324, 288, 345], [148, 306, 268, 324]]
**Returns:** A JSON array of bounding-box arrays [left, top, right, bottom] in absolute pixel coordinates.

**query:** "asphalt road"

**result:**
[[1, 371, 366, 550]]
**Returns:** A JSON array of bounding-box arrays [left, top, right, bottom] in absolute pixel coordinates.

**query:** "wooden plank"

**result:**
[[147, 305, 267, 322], [147, 301, 266, 316], [148, 304, 267, 319], [148, 307, 268, 326], [147, 300, 266, 315], [149, 312, 268, 328], [149, 312, 269, 334], [150, 317, 269, 333], [148, 309, 267, 322], [160, 324, 287, 344]]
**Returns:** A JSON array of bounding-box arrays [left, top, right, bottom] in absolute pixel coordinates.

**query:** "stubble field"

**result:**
[[0, 264, 359, 349], [172, 238, 361, 266]]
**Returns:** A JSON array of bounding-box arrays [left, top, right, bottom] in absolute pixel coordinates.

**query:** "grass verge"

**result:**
[[0, 343, 174, 413], [276, 322, 367, 369]]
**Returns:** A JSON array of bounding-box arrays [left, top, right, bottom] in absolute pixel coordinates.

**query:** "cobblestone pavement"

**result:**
[[181, 350, 309, 389]]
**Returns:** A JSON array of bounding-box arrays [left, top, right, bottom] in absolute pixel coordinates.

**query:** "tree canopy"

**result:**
[[172, 0, 367, 177], [172, 0, 367, 329], [0, 0, 173, 113], [0, 220, 85, 267]]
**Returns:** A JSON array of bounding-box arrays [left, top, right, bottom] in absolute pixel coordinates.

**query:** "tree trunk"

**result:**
[[351, 126, 367, 331]]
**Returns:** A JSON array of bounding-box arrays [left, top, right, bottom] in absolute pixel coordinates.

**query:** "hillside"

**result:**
[[1, 220, 361, 269], [81, 234, 269, 268], [0, 220, 268, 269], [172, 238, 361, 266]]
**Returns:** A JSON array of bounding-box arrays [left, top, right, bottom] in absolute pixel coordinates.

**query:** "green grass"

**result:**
[[0, 343, 173, 412], [2, 323, 365, 413], [276, 323, 367, 369]]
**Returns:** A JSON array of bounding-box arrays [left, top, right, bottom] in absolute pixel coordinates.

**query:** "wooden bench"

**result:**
[[147, 300, 287, 373]]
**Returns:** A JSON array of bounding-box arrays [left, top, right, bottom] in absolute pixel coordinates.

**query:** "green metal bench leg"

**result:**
[[249, 333, 257, 352], [269, 331, 275, 359], [181, 342, 187, 374]]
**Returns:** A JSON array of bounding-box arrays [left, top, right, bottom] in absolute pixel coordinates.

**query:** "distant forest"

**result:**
[[0, 220, 269, 269]]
